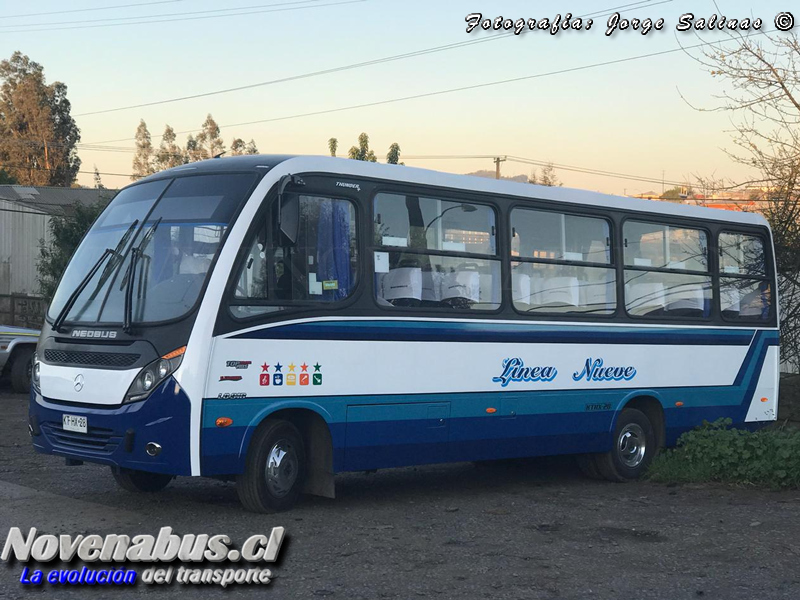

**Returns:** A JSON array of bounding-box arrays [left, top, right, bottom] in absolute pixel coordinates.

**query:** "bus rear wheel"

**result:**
[[594, 408, 656, 482], [112, 468, 173, 492], [237, 419, 306, 513]]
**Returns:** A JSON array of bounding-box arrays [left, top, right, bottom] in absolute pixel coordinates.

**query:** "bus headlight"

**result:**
[[32, 352, 41, 390], [123, 346, 185, 403]]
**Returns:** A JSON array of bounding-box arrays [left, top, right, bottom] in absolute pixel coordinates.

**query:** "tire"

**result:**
[[575, 454, 604, 480], [10, 347, 34, 394], [237, 419, 306, 513], [112, 468, 173, 492], [595, 408, 656, 482]]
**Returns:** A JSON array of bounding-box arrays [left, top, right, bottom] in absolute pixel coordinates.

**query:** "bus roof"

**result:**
[[138, 154, 769, 228]]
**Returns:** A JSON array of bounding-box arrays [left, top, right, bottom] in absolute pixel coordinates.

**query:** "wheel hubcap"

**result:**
[[265, 439, 298, 498], [617, 423, 647, 468]]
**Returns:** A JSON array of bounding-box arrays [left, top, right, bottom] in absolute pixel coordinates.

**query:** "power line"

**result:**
[[0, 0, 324, 29], [85, 29, 768, 147], [73, 0, 666, 117], [400, 154, 688, 188], [0, 0, 366, 34], [0, 0, 184, 19], [507, 156, 688, 188]]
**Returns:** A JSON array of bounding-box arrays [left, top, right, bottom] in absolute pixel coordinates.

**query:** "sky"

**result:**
[[0, 0, 793, 194]]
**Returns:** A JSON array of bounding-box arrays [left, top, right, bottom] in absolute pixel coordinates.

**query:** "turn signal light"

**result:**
[[216, 417, 233, 428], [675, 402, 684, 407], [162, 346, 186, 360], [761, 397, 769, 403], [485, 407, 497, 414]]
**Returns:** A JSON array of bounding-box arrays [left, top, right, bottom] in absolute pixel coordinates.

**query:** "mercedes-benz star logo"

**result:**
[[73, 374, 84, 392]]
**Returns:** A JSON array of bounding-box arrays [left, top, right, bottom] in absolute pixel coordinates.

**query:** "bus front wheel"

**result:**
[[237, 419, 306, 513], [111, 468, 173, 492], [594, 408, 656, 482]]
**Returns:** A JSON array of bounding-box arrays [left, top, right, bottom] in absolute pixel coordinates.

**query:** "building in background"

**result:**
[[0, 185, 115, 327]]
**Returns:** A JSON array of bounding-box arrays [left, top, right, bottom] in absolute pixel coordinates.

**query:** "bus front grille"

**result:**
[[40, 422, 120, 455], [44, 350, 140, 368]]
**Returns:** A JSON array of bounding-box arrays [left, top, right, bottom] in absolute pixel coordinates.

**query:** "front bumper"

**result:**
[[28, 376, 192, 476]]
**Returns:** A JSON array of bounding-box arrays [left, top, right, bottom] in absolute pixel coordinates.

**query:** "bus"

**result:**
[[29, 155, 779, 512]]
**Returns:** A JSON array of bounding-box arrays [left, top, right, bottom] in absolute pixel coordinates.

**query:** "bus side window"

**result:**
[[510, 208, 616, 316], [719, 232, 771, 321], [373, 192, 500, 311], [229, 194, 358, 319], [623, 221, 711, 319]]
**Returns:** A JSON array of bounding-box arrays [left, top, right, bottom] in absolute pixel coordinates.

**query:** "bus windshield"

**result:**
[[48, 173, 257, 326]]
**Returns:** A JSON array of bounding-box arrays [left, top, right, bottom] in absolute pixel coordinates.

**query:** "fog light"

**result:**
[[145, 442, 162, 457]]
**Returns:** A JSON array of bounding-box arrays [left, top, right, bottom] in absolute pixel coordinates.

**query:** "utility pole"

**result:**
[[494, 156, 506, 180]]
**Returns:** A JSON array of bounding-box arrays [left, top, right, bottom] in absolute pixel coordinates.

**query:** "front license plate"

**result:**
[[62, 414, 88, 434]]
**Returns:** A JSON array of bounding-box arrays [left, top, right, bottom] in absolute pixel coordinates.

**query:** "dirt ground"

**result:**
[[1, 383, 800, 599]]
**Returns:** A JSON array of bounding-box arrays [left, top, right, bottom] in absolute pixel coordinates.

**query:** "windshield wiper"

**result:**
[[67, 219, 140, 324], [52, 220, 141, 330], [52, 248, 115, 333], [98, 219, 140, 289], [123, 218, 161, 334]]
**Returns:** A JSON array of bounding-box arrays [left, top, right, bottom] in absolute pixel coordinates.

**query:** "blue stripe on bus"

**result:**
[[230, 319, 758, 345], [202, 327, 778, 475]]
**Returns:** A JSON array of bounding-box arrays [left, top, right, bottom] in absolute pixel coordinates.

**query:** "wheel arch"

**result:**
[[7, 340, 35, 364], [242, 403, 336, 499], [618, 390, 667, 450]]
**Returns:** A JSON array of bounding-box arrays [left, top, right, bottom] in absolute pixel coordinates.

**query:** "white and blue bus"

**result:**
[[29, 155, 779, 512]]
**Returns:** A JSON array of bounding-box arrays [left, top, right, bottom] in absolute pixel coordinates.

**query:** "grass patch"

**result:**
[[646, 418, 800, 489]]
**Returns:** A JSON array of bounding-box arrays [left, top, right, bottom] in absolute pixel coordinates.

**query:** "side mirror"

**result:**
[[279, 193, 299, 245]]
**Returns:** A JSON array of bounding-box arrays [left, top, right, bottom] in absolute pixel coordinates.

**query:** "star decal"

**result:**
[[313, 362, 322, 372], [288, 363, 296, 372], [274, 363, 282, 372], [300, 363, 308, 372], [261, 363, 269, 372]]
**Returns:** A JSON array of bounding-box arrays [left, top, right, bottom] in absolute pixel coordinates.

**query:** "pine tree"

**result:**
[[386, 142, 402, 165], [131, 120, 155, 180], [348, 133, 376, 162], [185, 134, 204, 163], [155, 125, 185, 170], [231, 138, 258, 155], [328, 137, 338, 157], [230, 138, 246, 156], [195, 114, 224, 159], [529, 162, 561, 187], [93, 165, 104, 189]]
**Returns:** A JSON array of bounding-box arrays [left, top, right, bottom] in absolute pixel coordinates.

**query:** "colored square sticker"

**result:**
[[313, 373, 322, 386], [287, 374, 296, 386], [260, 374, 270, 386], [300, 373, 309, 386], [273, 374, 283, 386]]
